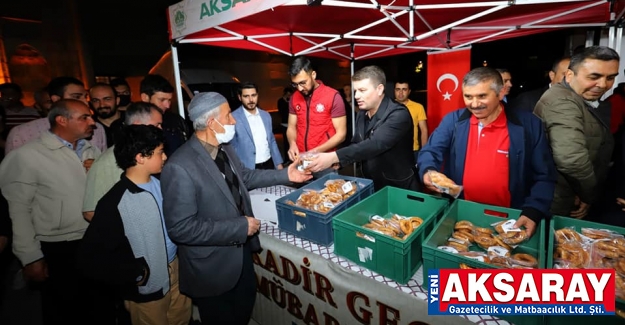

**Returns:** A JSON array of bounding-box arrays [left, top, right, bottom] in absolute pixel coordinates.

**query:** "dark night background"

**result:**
[[1, 0, 588, 104]]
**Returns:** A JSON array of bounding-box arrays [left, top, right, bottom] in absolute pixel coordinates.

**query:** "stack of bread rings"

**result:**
[[362, 214, 424, 241], [438, 220, 538, 269], [553, 227, 625, 299], [324, 179, 358, 200], [291, 179, 358, 214]]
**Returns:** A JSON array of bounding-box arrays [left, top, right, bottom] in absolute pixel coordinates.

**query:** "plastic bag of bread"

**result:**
[[554, 227, 583, 244], [553, 241, 591, 269], [445, 238, 470, 252], [361, 215, 421, 241], [490, 256, 511, 268], [427, 171, 463, 198], [581, 227, 622, 241], [296, 190, 322, 210], [509, 253, 539, 268], [491, 219, 529, 246], [297, 151, 318, 172], [590, 239, 622, 260], [324, 179, 358, 198], [487, 245, 511, 258]]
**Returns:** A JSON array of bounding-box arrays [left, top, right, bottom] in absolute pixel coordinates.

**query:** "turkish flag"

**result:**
[[426, 48, 471, 132]]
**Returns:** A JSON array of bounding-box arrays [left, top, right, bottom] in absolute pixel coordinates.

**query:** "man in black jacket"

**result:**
[[307, 66, 419, 191], [509, 56, 570, 113], [140, 75, 192, 157]]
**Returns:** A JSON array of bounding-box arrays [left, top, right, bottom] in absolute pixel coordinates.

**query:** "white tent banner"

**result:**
[[252, 232, 479, 325], [169, 0, 289, 40]]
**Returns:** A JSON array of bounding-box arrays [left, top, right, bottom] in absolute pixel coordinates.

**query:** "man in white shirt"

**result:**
[[230, 82, 283, 170]]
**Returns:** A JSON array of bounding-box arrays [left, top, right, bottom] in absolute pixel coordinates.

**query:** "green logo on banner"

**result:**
[[174, 10, 186, 30], [200, 0, 251, 19]]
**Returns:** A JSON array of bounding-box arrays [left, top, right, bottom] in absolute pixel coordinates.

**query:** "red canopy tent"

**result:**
[[166, 0, 617, 116]]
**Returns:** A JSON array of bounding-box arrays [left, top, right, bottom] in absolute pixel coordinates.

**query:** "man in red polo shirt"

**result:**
[[418, 67, 557, 237], [286, 56, 346, 177]]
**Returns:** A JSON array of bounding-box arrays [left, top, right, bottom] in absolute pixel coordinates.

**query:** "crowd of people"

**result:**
[[0, 45, 623, 325]]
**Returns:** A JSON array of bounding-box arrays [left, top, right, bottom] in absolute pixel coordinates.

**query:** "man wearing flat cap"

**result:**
[[160, 92, 311, 325]]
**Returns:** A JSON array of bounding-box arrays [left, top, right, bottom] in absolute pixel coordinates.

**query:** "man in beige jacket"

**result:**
[[0, 99, 100, 324]]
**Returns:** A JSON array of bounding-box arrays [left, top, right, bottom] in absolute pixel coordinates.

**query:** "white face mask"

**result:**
[[211, 119, 236, 144]]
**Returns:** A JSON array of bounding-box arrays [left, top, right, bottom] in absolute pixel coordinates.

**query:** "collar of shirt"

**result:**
[[243, 107, 260, 118], [470, 108, 507, 128], [197, 135, 219, 160], [584, 100, 600, 109], [51, 132, 87, 158]]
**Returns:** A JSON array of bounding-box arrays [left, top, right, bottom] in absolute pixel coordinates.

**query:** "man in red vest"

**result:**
[[286, 56, 347, 177]]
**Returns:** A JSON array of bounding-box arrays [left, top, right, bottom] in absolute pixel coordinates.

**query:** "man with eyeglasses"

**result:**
[[287, 56, 346, 177], [89, 83, 124, 147]]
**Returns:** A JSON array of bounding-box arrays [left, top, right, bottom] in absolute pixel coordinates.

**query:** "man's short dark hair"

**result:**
[[0, 83, 22, 95], [283, 87, 293, 95], [495, 68, 510, 75], [237, 82, 257, 96], [352, 66, 386, 88], [394, 80, 411, 88], [463, 67, 503, 94], [124, 102, 162, 125], [140, 74, 174, 96], [569, 46, 620, 73], [47, 77, 84, 98], [48, 99, 78, 128], [110, 78, 130, 89], [114, 125, 164, 170], [551, 56, 571, 72], [289, 56, 314, 77]]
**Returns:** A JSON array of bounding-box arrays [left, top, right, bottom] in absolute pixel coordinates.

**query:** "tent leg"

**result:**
[[350, 58, 356, 177], [614, 26, 623, 94], [171, 43, 185, 119], [350, 60, 355, 141]]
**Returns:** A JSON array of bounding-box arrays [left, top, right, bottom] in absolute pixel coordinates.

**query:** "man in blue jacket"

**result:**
[[231, 82, 284, 170], [418, 67, 556, 237]]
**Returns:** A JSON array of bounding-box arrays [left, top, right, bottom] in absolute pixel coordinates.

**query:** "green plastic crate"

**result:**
[[332, 186, 449, 284], [423, 200, 546, 276], [544, 216, 625, 325], [422, 199, 546, 325]]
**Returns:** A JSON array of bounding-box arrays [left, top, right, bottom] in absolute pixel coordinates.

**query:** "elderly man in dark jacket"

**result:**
[[534, 46, 619, 219]]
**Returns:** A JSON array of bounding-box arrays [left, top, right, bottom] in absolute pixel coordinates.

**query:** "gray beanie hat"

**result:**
[[187, 92, 227, 122]]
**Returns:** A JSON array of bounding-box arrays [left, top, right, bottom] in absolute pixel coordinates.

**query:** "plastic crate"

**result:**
[[544, 216, 625, 325], [422, 199, 546, 325], [332, 187, 449, 284], [275, 174, 374, 246]]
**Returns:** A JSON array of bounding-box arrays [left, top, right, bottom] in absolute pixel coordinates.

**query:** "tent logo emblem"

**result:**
[[436, 73, 459, 101], [316, 103, 325, 113], [174, 10, 186, 32]]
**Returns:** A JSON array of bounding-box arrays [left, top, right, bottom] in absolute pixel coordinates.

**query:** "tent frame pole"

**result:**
[[171, 43, 185, 119], [350, 43, 356, 176]]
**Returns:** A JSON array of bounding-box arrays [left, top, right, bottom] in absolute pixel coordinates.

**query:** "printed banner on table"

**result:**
[[428, 269, 616, 316], [252, 233, 476, 325], [426, 48, 471, 132]]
